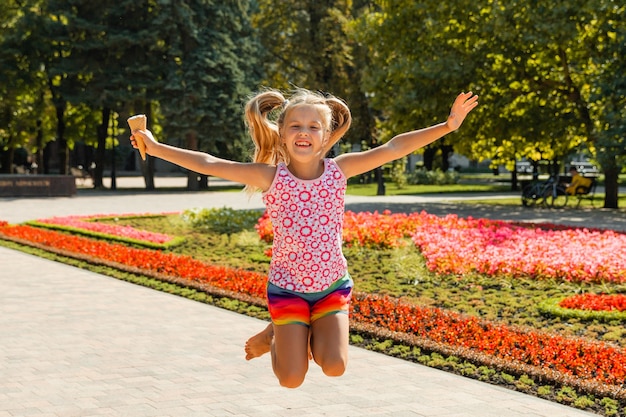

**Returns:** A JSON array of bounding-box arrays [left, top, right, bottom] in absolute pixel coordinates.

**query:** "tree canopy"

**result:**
[[1, 0, 259, 188], [355, 0, 625, 207]]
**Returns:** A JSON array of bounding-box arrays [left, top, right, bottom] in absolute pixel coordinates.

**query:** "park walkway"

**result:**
[[2, 178, 620, 416]]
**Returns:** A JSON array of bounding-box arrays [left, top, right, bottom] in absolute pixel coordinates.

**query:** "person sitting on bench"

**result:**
[[565, 167, 592, 195]]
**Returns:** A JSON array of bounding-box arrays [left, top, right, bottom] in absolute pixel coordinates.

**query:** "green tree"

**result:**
[[253, 1, 375, 148], [4, 0, 261, 190], [469, 0, 625, 207], [45, 0, 166, 187], [354, 0, 480, 171], [157, 0, 260, 190], [585, 2, 626, 208], [459, 2, 594, 186], [0, 0, 55, 174], [356, 0, 625, 207]]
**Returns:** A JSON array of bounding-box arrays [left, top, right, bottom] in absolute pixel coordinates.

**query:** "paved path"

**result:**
[[1, 176, 618, 416], [0, 248, 596, 417]]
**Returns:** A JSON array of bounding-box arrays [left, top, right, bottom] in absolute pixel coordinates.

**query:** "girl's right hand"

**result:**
[[130, 129, 158, 157], [446, 92, 479, 131]]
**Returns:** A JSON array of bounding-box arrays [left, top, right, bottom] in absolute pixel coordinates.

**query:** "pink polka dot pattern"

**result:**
[[262, 159, 347, 293]]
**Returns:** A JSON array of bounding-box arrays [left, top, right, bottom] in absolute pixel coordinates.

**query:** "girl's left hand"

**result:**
[[447, 92, 479, 131]]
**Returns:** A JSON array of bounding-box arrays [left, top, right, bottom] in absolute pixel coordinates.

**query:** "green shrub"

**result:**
[[515, 374, 535, 390], [478, 366, 496, 382], [538, 298, 626, 323], [500, 372, 515, 384], [426, 353, 449, 368], [369, 338, 394, 352], [459, 362, 477, 376], [183, 207, 263, 235], [390, 158, 408, 189], [408, 168, 459, 185], [601, 398, 619, 416], [556, 386, 578, 404], [573, 396, 596, 410]]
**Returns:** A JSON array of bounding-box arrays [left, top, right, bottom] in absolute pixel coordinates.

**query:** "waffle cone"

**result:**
[[127, 114, 147, 160]]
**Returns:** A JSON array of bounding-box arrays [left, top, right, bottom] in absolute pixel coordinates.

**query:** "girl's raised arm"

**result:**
[[336, 92, 478, 179], [131, 129, 276, 191]]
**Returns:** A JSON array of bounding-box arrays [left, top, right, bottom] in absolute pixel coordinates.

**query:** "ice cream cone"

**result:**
[[127, 114, 147, 160]]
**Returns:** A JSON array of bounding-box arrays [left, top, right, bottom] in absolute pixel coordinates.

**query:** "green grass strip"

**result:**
[[539, 298, 626, 322]]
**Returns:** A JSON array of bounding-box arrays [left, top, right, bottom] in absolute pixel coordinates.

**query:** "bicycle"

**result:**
[[521, 176, 568, 208]]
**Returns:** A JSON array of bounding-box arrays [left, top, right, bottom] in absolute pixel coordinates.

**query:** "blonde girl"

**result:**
[[131, 88, 478, 388]]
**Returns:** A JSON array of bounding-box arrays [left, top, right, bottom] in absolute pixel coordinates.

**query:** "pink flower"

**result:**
[[411, 216, 626, 283], [35, 213, 177, 244]]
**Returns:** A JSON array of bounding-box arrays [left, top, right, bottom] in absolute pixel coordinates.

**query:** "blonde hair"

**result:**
[[244, 88, 352, 167]]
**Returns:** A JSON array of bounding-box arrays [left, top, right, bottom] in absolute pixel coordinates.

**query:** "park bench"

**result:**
[[572, 177, 597, 208]]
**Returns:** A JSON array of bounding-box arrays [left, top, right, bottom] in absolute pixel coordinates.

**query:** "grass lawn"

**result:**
[[346, 177, 626, 210], [347, 182, 511, 196]]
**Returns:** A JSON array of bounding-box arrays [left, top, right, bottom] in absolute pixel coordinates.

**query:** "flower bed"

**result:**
[[28, 213, 184, 249], [257, 209, 425, 248], [351, 293, 626, 391], [0, 223, 265, 299], [410, 214, 626, 283], [1, 220, 625, 400], [258, 210, 626, 283]]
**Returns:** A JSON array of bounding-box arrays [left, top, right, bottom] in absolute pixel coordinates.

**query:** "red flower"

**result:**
[[559, 293, 626, 312]]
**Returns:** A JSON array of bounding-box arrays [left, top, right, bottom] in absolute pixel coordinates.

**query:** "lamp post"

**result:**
[[110, 114, 117, 190]]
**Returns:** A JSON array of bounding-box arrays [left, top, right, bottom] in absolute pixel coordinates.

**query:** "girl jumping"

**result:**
[[130, 88, 478, 388]]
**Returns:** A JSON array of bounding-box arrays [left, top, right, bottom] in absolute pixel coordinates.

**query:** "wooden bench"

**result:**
[[573, 177, 597, 208]]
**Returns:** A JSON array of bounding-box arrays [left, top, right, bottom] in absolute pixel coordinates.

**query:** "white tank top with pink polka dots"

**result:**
[[262, 159, 348, 293]]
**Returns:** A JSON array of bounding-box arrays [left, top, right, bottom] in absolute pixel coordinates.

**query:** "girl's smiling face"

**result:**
[[281, 105, 329, 164]]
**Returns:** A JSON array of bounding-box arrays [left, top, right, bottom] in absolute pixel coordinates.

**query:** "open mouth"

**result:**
[[295, 141, 311, 148]]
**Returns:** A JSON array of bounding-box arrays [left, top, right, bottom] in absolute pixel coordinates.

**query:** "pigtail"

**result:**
[[325, 97, 352, 150], [244, 90, 289, 165]]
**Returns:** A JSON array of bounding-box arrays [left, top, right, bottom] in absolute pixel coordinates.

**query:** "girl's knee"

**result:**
[[277, 370, 306, 388], [318, 356, 347, 377]]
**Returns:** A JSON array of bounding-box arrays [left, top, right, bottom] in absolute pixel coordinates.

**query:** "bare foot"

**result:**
[[245, 323, 273, 360]]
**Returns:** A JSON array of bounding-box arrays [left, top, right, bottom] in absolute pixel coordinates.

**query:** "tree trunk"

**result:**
[[143, 156, 155, 190], [0, 148, 12, 174], [185, 130, 200, 191], [375, 167, 385, 195], [423, 146, 435, 170], [441, 144, 453, 171], [511, 169, 519, 191], [43, 141, 52, 174], [142, 104, 155, 190], [55, 103, 69, 175], [94, 107, 111, 189], [603, 166, 619, 209], [35, 119, 43, 174]]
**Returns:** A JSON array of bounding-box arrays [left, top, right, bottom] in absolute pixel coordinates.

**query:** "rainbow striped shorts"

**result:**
[[267, 273, 353, 327]]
